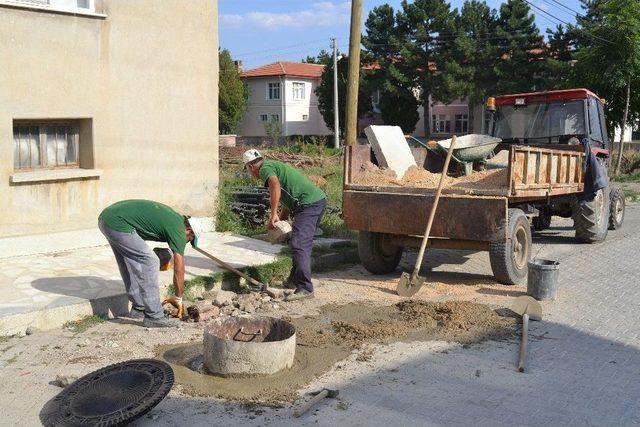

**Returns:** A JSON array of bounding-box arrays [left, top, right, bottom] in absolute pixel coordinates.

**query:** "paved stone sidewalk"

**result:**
[[0, 232, 282, 334]]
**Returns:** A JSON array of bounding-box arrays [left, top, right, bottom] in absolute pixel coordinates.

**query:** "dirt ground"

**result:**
[[0, 257, 530, 422]]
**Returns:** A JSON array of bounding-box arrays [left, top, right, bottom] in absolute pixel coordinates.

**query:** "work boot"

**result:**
[[128, 307, 145, 319], [283, 278, 296, 290], [142, 316, 179, 328], [284, 289, 314, 302]]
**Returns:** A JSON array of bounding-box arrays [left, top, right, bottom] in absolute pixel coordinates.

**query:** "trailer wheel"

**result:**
[[573, 187, 609, 242], [358, 231, 403, 275], [608, 186, 625, 230], [489, 208, 532, 285], [532, 208, 552, 231]]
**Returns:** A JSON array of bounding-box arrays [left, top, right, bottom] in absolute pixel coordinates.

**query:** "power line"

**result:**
[[523, 0, 615, 45], [546, 0, 583, 16]]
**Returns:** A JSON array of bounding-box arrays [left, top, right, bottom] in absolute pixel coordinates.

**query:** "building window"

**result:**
[[455, 114, 469, 134], [8, 0, 95, 11], [260, 114, 268, 122], [432, 115, 450, 133], [267, 82, 280, 100], [270, 114, 280, 122], [302, 114, 309, 121], [13, 121, 79, 170], [292, 82, 305, 100]]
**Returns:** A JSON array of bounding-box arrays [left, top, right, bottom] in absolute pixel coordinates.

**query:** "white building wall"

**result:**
[[238, 76, 331, 138]]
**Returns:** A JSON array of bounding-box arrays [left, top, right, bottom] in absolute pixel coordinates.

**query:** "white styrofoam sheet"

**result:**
[[364, 125, 416, 178]]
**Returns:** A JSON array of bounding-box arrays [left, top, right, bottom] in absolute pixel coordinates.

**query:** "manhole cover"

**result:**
[[40, 358, 174, 427]]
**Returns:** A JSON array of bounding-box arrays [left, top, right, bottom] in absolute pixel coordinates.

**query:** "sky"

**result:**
[[219, 0, 585, 70]]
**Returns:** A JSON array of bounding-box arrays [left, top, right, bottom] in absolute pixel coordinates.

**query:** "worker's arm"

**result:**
[[172, 252, 185, 297], [162, 252, 186, 318], [267, 175, 281, 229]]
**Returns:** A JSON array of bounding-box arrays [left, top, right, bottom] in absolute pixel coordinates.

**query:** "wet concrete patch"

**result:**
[[158, 300, 514, 405]]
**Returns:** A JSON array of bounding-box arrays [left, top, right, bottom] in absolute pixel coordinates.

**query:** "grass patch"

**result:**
[[615, 172, 640, 183], [623, 188, 640, 202], [167, 272, 224, 301], [63, 315, 107, 333], [216, 147, 353, 240]]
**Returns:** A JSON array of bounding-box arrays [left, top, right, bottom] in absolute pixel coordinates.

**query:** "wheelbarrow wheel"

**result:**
[[358, 231, 403, 275], [489, 208, 532, 285]]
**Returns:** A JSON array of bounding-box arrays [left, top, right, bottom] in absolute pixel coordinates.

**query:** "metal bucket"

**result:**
[[527, 259, 560, 300]]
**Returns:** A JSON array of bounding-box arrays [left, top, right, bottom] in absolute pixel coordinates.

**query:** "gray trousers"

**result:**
[[289, 198, 326, 292], [98, 220, 163, 319]]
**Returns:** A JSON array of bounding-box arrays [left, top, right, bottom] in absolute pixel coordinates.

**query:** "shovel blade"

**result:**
[[511, 296, 543, 321], [396, 272, 425, 297]]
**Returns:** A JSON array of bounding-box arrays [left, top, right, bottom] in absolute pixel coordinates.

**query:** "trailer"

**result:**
[[343, 89, 625, 285]]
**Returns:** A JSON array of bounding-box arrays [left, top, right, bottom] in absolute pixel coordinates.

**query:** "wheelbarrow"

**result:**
[[408, 134, 501, 176]]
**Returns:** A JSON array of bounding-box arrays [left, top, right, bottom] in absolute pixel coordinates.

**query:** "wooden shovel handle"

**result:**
[[411, 135, 457, 277], [194, 247, 265, 289], [518, 313, 529, 372], [293, 389, 329, 418]]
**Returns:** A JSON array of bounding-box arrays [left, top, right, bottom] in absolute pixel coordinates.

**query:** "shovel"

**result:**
[[511, 295, 543, 372], [194, 247, 268, 292], [397, 135, 457, 297]]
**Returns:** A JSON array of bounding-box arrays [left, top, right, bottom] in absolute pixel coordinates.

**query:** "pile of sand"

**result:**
[[352, 162, 508, 190]]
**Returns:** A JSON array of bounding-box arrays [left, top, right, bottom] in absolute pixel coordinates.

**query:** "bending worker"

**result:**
[[98, 199, 204, 328], [244, 149, 326, 301]]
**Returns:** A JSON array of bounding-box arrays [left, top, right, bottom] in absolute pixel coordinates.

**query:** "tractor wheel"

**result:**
[[489, 208, 532, 286], [532, 208, 552, 231], [573, 187, 610, 243], [608, 186, 625, 230], [358, 231, 403, 275]]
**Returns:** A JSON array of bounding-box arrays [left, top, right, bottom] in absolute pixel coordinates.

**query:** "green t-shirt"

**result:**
[[259, 160, 326, 211], [99, 199, 187, 255]]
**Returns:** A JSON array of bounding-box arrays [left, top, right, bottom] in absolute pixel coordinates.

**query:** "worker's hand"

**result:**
[[268, 213, 280, 230], [162, 295, 184, 318]]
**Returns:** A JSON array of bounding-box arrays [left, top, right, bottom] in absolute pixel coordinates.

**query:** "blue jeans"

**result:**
[[289, 198, 326, 292]]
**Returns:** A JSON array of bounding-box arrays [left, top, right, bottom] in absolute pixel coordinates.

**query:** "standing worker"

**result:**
[[98, 199, 205, 327], [243, 149, 326, 301]]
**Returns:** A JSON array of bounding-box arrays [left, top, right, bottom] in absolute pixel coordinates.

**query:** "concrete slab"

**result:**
[[0, 232, 282, 335], [364, 125, 416, 178]]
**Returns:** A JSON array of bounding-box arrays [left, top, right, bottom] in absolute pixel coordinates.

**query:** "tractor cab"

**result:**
[[487, 89, 610, 154]]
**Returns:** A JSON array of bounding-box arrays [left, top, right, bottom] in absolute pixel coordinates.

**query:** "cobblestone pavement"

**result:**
[[1, 206, 638, 426]]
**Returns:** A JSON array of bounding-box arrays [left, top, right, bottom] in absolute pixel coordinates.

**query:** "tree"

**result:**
[[302, 49, 333, 65], [453, 0, 500, 132], [379, 87, 420, 133], [315, 55, 372, 135], [493, 0, 547, 94], [394, 0, 464, 137], [219, 49, 247, 134], [572, 0, 640, 174], [363, 4, 420, 133], [543, 24, 574, 90]]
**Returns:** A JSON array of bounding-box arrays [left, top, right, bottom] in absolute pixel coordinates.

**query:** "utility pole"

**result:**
[[345, 0, 362, 146], [332, 38, 340, 149]]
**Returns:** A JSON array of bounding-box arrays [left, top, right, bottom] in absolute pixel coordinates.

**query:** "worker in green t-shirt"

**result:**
[[98, 199, 206, 328], [243, 149, 326, 301]]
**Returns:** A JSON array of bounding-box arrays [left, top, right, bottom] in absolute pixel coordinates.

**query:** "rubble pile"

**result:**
[[164, 287, 288, 323]]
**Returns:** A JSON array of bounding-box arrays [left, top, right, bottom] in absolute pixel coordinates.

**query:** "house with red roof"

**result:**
[[238, 61, 332, 139]]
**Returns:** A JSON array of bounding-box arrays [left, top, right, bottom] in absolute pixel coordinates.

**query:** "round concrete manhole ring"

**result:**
[[204, 315, 296, 376], [40, 358, 174, 427]]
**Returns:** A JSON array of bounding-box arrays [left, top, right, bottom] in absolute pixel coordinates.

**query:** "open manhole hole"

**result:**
[[40, 359, 174, 427], [204, 315, 296, 376]]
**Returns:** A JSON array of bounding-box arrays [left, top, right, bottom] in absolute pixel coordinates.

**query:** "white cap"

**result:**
[[242, 149, 262, 165], [186, 217, 207, 248]]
